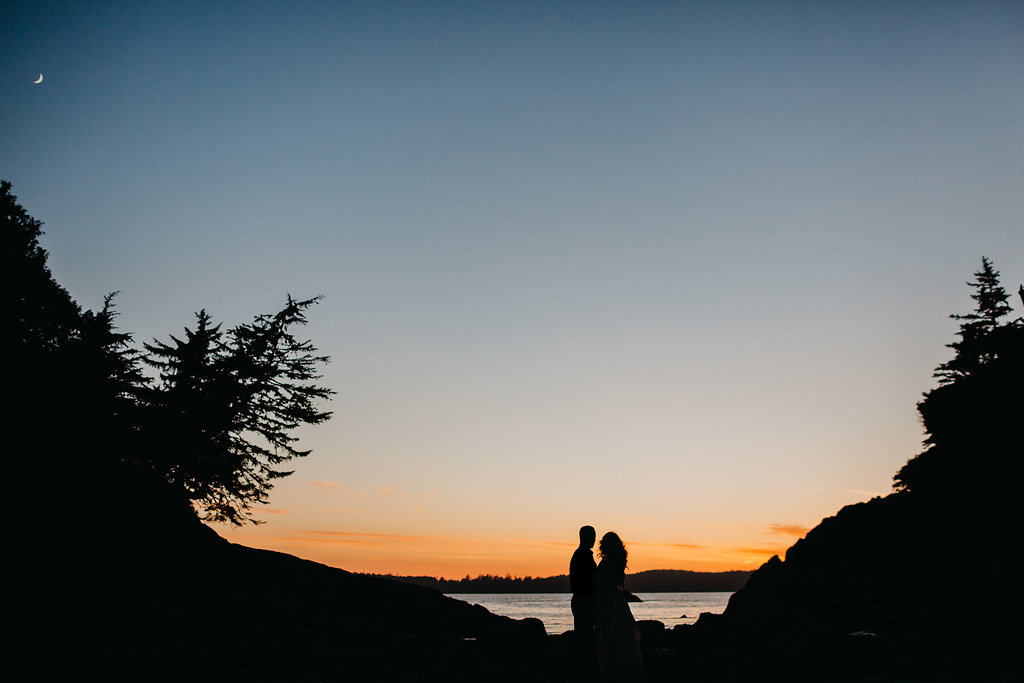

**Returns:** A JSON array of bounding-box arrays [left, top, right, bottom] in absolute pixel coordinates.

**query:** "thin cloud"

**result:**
[[310, 482, 371, 499], [628, 540, 705, 550], [844, 489, 885, 499], [296, 531, 566, 552], [735, 546, 785, 557], [376, 485, 406, 498], [765, 524, 809, 537], [301, 530, 436, 544], [311, 482, 411, 500], [807, 486, 886, 500], [696, 521, 751, 531]]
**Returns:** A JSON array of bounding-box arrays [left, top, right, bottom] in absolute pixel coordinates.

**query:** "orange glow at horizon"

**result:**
[[217, 527, 801, 579], [210, 470, 841, 582]]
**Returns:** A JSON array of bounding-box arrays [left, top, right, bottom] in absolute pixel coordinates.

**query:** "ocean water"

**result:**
[[446, 592, 733, 635]]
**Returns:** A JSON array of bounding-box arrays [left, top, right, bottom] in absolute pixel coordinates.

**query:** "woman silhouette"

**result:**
[[593, 532, 645, 682]]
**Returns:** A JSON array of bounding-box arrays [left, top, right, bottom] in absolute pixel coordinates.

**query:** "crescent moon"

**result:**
[[34, 74, 43, 84]]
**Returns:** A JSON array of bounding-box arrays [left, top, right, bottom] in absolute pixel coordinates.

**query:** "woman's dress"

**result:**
[[593, 559, 645, 682]]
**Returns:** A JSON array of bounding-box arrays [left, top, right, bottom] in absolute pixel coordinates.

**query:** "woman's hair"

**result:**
[[598, 531, 628, 569]]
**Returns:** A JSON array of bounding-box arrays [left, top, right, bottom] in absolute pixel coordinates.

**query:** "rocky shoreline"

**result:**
[[13, 456, 1016, 682], [15, 499, 1015, 683]]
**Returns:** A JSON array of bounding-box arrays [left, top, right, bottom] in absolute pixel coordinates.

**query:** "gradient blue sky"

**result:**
[[4, 1, 1022, 577]]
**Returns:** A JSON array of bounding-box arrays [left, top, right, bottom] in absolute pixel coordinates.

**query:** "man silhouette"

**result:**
[[570, 525, 597, 636]]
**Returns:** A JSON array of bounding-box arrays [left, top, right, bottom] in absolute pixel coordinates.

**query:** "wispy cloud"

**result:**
[[807, 485, 886, 500], [735, 546, 785, 557], [294, 530, 438, 546], [692, 521, 751, 531], [295, 531, 574, 549], [765, 524, 809, 537], [539, 540, 577, 548], [311, 482, 363, 498], [310, 481, 412, 500], [305, 530, 435, 539], [844, 489, 885, 499], [629, 540, 705, 550]]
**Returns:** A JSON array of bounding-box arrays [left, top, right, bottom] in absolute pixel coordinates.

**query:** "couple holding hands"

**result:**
[[569, 526, 645, 682]]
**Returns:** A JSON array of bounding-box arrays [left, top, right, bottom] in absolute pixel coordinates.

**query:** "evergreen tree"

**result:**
[[3, 180, 169, 558], [934, 256, 1013, 384], [143, 310, 232, 506], [1, 180, 81, 355], [4, 179, 332, 528], [894, 257, 1023, 496], [72, 295, 147, 441], [143, 299, 333, 525]]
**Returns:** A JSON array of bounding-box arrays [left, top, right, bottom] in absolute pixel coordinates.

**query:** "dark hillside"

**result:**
[[19, 464, 547, 680], [644, 259, 1023, 681], [663, 492, 1017, 680], [4, 180, 547, 681]]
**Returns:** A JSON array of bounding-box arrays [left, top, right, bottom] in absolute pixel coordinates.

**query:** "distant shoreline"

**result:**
[[364, 569, 752, 594]]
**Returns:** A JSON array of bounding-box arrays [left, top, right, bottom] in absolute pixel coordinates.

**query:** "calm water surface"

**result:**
[[446, 592, 733, 635]]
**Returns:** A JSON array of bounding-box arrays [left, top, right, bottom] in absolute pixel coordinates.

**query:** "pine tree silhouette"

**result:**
[[894, 257, 1023, 499]]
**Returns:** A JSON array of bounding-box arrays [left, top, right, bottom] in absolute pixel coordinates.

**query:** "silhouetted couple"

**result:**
[[570, 525, 645, 682]]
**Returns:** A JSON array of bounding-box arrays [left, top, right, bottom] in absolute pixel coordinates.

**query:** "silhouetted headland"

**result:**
[[635, 257, 1022, 681], [370, 569, 751, 594], [15, 464, 550, 679]]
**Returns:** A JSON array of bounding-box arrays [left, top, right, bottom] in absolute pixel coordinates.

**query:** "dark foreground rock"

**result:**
[[21, 538, 554, 680], [13, 462, 555, 681], [636, 492, 1019, 682], [24, 546, 556, 680], [13, 458, 1018, 682]]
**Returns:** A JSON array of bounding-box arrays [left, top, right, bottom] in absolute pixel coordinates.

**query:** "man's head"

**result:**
[[579, 525, 596, 548]]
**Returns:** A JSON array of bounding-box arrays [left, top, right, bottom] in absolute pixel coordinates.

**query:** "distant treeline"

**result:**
[[370, 569, 751, 593]]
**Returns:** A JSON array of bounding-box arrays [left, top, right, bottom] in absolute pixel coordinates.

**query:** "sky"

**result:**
[[3, 1, 1022, 579]]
